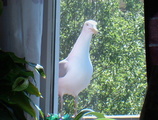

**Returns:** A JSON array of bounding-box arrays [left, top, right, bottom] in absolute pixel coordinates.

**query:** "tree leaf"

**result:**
[[12, 77, 29, 91]]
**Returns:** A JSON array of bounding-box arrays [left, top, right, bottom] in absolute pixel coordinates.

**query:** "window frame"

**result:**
[[40, 0, 60, 114], [40, 1, 144, 119]]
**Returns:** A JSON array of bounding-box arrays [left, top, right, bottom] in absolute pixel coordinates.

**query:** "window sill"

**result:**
[[83, 115, 139, 120]]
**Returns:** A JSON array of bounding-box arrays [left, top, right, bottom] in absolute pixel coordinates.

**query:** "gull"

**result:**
[[58, 20, 98, 115]]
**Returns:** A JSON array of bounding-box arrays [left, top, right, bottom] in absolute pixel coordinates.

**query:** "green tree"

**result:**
[[59, 0, 146, 115]]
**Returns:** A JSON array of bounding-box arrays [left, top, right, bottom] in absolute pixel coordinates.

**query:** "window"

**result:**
[[40, 0, 146, 118], [59, 0, 146, 116]]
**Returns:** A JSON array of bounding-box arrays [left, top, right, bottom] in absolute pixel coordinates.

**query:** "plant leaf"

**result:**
[[62, 114, 72, 120], [0, 101, 18, 120], [28, 62, 46, 79], [10, 92, 36, 118], [46, 114, 60, 120], [34, 104, 44, 119], [74, 109, 94, 120], [25, 82, 42, 97], [85, 112, 105, 118], [9, 104, 27, 120], [19, 70, 34, 78], [12, 77, 29, 91], [8, 52, 27, 64], [74, 109, 115, 120]]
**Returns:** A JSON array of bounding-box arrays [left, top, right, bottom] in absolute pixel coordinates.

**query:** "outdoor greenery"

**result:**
[[59, 0, 146, 116]]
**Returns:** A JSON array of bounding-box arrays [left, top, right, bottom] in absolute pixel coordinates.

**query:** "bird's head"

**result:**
[[83, 20, 98, 34]]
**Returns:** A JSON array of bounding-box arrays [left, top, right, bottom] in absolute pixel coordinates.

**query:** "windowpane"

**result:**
[[59, 0, 146, 115]]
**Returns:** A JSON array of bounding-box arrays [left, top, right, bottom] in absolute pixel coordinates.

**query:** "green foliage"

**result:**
[[0, 50, 46, 120], [60, 0, 146, 115], [46, 109, 114, 120], [74, 109, 115, 120], [46, 114, 71, 120]]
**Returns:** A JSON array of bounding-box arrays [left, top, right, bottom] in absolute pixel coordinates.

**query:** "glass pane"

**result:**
[[59, 0, 146, 116]]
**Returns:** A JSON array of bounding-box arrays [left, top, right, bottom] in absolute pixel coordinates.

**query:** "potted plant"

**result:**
[[0, 50, 46, 120], [46, 109, 115, 120]]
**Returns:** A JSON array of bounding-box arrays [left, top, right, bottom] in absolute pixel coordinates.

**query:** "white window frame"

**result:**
[[40, 0, 60, 115]]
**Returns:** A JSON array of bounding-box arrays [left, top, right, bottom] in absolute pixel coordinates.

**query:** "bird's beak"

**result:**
[[91, 26, 98, 34]]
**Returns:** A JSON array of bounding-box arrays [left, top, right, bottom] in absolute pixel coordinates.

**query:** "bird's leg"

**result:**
[[74, 96, 78, 116], [60, 95, 64, 117]]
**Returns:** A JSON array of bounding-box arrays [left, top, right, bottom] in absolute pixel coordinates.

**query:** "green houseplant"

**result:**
[[46, 109, 115, 120], [0, 50, 46, 120]]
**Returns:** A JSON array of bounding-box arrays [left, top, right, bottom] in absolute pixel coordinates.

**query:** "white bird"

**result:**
[[58, 20, 98, 115]]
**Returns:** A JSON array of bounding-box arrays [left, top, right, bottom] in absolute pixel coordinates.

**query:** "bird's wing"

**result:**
[[59, 59, 68, 78]]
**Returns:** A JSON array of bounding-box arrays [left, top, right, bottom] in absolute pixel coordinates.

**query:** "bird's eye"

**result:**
[[86, 23, 89, 26]]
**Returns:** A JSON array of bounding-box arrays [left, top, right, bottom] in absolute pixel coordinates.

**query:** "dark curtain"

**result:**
[[140, 0, 158, 119]]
